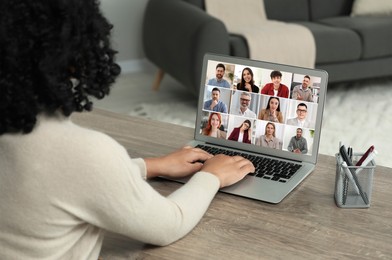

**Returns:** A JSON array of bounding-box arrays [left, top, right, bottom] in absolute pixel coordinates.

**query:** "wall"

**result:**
[[100, 0, 153, 73]]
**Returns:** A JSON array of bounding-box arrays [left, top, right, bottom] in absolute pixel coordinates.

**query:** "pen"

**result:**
[[348, 146, 353, 161], [356, 150, 378, 175], [341, 172, 348, 205], [356, 145, 375, 166], [341, 161, 360, 195]]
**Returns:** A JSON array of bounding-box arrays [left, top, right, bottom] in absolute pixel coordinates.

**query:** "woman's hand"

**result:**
[[145, 146, 213, 179], [269, 110, 278, 121], [245, 83, 252, 92], [201, 155, 255, 188], [270, 109, 276, 117], [144, 147, 255, 188]]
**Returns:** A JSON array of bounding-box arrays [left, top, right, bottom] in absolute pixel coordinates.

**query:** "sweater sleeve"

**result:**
[[51, 131, 220, 246]]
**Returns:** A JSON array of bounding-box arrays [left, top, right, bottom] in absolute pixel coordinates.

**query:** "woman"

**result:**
[[202, 113, 227, 139], [228, 120, 252, 144], [0, 1, 255, 259], [258, 97, 284, 123], [236, 67, 260, 93], [256, 122, 282, 149]]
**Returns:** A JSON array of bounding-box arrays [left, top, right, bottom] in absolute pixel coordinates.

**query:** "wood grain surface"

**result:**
[[72, 109, 392, 260]]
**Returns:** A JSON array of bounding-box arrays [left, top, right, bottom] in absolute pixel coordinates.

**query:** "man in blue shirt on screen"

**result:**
[[207, 63, 231, 88], [203, 87, 228, 113]]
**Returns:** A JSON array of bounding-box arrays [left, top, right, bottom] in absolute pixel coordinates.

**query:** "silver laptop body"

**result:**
[[186, 53, 328, 203]]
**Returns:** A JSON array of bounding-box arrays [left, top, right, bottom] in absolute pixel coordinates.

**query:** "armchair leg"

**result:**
[[152, 69, 165, 91]]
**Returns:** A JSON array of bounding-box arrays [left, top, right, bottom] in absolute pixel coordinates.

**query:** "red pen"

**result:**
[[356, 145, 375, 166]]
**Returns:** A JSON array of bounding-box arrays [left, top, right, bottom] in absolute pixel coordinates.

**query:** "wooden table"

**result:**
[[72, 109, 392, 259]]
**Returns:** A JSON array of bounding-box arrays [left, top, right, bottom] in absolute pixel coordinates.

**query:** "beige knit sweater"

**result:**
[[0, 113, 220, 260]]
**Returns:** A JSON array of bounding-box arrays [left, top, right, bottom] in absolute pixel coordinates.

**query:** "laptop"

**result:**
[[178, 53, 328, 204]]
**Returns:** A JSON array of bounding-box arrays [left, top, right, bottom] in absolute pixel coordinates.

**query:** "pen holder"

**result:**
[[334, 153, 376, 208]]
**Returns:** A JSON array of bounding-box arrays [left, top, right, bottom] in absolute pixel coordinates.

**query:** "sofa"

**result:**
[[143, 0, 392, 95]]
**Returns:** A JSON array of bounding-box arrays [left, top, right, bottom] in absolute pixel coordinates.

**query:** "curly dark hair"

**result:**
[[0, 0, 121, 134]]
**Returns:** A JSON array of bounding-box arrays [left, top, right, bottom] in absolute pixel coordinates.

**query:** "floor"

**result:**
[[94, 70, 197, 115]]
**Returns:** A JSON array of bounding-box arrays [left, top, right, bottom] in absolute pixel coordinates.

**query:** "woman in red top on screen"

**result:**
[[236, 67, 259, 93], [202, 113, 226, 139], [260, 70, 289, 98], [228, 120, 252, 144]]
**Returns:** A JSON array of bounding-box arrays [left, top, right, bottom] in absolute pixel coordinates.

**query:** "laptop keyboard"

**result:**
[[196, 144, 301, 183]]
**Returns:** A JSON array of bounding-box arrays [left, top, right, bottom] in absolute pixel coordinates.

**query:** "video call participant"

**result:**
[[292, 75, 313, 102], [236, 67, 259, 93], [258, 96, 284, 123], [286, 103, 311, 128], [261, 70, 289, 98], [256, 122, 282, 149], [203, 87, 228, 113], [287, 128, 308, 154], [228, 120, 252, 144], [207, 63, 231, 88], [0, 1, 255, 259], [202, 113, 227, 139], [232, 92, 257, 118]]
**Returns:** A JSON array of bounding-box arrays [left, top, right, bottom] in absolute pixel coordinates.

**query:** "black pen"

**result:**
[[348, 146, 353, 161]]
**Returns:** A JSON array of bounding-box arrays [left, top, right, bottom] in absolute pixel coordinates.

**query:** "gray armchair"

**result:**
[[143, 0, 229, 95]]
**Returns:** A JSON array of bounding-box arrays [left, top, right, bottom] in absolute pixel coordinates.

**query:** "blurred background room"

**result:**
[[95, 0, 392, 168]]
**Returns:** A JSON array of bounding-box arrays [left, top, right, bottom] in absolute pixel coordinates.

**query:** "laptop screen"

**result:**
[[195, 54, 328, 164]]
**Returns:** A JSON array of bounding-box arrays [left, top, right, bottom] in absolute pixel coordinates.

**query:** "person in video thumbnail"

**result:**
[[292, 75, 313, 102], [232, 92, 257, 118], [286, 103, 311, 128], [202, 113, 227, 139], [203, 87, 228, 113], [288, 128, 308, 154], [236, 67, 259, 93], [228, 119, 252, 144], [261, 70, 289, 98], [207, 63, 231, 88], [258, 96, 284, 123], [256, 122, 282, 149]]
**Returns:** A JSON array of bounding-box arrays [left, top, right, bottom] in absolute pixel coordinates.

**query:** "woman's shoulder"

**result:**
[[37, 115, 128, 158], [71, 122, 126, 152]]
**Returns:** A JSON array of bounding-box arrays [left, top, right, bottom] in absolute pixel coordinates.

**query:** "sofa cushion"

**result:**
[[319, 16, 392, 59], [264, 0, 310, 21], [351, 0, 392, 17], [190, 0, 310, 21], [309, 0, 354, 20], [295, 21, 361, 64]]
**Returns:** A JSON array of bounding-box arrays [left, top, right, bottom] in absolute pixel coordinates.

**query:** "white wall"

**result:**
[[100, 0, 152, 73]]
